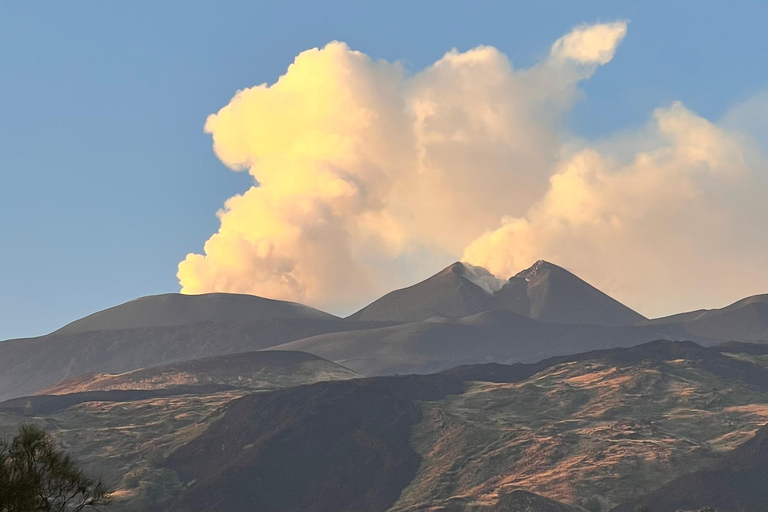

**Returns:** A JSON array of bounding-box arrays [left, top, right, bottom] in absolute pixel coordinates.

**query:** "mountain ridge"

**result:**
[[348, 260, 646, 327]]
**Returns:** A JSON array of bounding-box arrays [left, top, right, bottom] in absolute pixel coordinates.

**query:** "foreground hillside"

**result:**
[[0, 350, 360, 510], [615, 421, 768, 511], [163, 340, 768, 512], [5, 340, 768, 511]]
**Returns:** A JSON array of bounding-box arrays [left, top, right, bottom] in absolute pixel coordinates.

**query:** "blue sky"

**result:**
[[2, 1, 768, 340]]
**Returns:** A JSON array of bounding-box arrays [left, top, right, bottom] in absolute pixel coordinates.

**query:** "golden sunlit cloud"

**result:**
[[179, 21, 768, 316]]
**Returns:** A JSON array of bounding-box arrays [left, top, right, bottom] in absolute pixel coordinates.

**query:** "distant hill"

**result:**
[[614, 421, 768, 512], [348, 260, 646, 327], [641, 293, 768, 342], [0, 318, 380, 401], [55, 292, 337, 334], [38, 350, 359, 394], [272, 309, 712, 376]]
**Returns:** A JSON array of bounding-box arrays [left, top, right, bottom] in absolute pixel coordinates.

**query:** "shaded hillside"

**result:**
[[273, 310, 713, 376], [348, 262, 500, 322], [162, 340, 768, 512], [165, 376, 466, 512], [0, 318, 381, 401], [496, 260, 646, 326], [39, 350, 358, 394], [614, 422, 768, 512], [640, 294, 768, 342], [478, 490, 587, 512], [55, 292, 337, 334], [348, 260, 645, 327]]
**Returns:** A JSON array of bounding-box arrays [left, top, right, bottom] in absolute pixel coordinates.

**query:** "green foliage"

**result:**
[[0, 424, 110, 512]]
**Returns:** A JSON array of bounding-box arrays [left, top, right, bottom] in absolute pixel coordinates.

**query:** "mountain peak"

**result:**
[[457, 262, 507, 295], [349, 259, 644, 326], [347, 262, 499, 322], [512, 260, 564, 281], [497, 259, 646, 326]]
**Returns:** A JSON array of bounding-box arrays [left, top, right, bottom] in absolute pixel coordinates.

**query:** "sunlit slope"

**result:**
[[165, 341, 768, 512], [614, 421, 768, 512], [394, 342, 768, 511], [0, 351, 359, 512], [38, 350, 358, 394]]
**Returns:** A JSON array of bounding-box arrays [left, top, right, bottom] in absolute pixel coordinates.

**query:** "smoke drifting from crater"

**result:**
[[178, 21, 768, 317]]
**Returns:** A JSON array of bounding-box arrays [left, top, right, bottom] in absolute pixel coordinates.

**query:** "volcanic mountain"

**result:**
[[348, 262, 502, 323], [55, 292, 337, 334], [496, 260, 646, 326], [641, 293, 768, 342], [348, 260, 646, 326]]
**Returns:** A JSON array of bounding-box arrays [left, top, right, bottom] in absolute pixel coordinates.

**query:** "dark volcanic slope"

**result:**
[[55, 292, 337, 334], [348, 262, 499, 323], [273, 309, 712, 376], [483, 491, 587, 512], [165, 340, 768, 512], [497, 260, 646, 326], [0, 318, 379, 401], [614, 421, 768, 512], [39, 350, 358, 394], [349, 260, 645, 327], [641, 293, 768, 342], [430, 490, 586, 512], [165, 375, 465, 512]]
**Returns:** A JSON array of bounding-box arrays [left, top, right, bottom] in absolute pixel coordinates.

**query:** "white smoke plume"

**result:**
[[179, 21, 768, 317]]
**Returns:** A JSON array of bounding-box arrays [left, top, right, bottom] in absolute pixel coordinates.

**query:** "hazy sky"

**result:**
[[2, 1, 768, 340]]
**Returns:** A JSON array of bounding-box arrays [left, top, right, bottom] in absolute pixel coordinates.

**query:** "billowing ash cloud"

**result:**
[[178, 21, 768, 317]]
